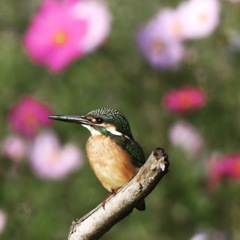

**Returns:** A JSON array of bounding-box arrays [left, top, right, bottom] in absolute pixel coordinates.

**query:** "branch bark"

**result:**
[[68, 147, 170, 240]]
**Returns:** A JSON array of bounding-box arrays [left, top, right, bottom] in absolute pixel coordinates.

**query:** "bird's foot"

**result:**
[[102, 188, 120, 209]]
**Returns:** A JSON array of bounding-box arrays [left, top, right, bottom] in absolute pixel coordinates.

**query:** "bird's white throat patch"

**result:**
[[82, 124, 124, 137], [82, 125, 101, 136]]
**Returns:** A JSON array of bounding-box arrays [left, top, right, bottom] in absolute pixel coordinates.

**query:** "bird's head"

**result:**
[[49, 108, 134, 139]]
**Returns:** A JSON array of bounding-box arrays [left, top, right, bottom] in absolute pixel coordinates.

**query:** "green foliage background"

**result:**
[[1, 0, 240, 239]]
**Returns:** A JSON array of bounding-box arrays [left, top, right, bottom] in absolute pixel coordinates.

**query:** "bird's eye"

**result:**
[[95, 117, 104, 124]]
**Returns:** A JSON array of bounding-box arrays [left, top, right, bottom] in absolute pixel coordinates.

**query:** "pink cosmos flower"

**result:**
[[148, 8, 186, 41], [24, 0, 111, 72], [163, 86, 206, 113], [0, 210, 7, 235], [29, 131, 83, 180], [24, 0, 87, 72], [137, 10, 184, 69], [208, 153, 240, 188], [2, 134, 27, 162], [9, 96, 52, 137], [177, 0, 221, 39], [169, 121, 204, 156]]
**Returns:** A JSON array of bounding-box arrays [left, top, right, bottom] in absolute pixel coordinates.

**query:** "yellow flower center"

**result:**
[[233, 159, 240, 177], [24, 110, 37, 127], [49, 150, 60, 165], [150, 39, 166, 54], [198, 12, 208, 23], [54, 31, 68, 45], [179, 94, 192, 109], [171, 21, 182, 37]]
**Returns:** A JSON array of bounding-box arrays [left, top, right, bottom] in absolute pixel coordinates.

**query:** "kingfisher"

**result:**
[[49, 108, 146, 210]]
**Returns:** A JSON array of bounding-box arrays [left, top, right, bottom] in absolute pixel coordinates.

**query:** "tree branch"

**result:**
[[68, 147, 169, 240]]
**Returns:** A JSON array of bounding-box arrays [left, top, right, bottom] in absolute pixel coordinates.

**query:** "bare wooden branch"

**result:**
[[68, 147, 169, 240]]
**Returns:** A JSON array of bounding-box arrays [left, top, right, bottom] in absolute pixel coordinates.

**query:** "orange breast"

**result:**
[[86, 135, 139, 192]]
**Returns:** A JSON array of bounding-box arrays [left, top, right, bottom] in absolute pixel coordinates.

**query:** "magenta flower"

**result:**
[[137, 9, 184, 69], [163, 86, 206, 113], [24, 0, 87, 72], [169, 121, 204, 156], [2, 134, 27, 162], [29, 131, 83, 180], [9, 96, 52, 137], [208, 153, 240, 188], [23, 0, 111, 72]]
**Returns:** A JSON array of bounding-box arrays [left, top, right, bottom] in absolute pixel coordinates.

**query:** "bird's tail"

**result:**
[[135, 199, 146, 211]]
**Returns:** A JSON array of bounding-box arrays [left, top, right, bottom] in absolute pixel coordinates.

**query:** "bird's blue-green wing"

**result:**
[[125, 138, 146, 167], [111, 134, 146, 168]]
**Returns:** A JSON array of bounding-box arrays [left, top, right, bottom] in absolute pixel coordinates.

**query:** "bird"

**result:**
[[48, 108, 146, 210]]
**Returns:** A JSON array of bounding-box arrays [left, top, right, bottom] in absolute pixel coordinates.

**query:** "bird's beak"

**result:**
[[48, 115, 91, 125]]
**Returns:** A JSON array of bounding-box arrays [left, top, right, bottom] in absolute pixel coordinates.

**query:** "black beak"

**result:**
[[48, 115, 91, 125]]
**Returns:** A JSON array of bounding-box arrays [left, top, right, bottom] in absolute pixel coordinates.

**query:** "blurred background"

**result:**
[[1, 0, 240, 239]]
